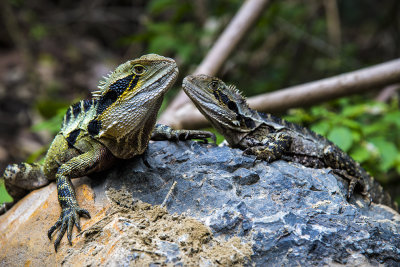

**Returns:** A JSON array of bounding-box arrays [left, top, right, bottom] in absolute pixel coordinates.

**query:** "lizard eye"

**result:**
[[209, 80, 219, 90], [133, 64, 146, 75]]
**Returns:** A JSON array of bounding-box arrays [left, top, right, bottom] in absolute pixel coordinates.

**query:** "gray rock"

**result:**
[[96, 140, 400, 266]]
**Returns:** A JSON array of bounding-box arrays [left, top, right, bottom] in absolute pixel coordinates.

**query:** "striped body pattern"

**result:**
[[183, 74, 395, 209]]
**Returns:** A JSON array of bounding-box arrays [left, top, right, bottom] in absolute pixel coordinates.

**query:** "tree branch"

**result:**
[[158, 0, 270, 125], [170, 58, 400, 129]]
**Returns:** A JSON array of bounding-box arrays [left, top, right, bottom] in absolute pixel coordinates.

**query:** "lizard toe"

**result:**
[[53, 218, 68, 252], [77, 208, 91, 219]]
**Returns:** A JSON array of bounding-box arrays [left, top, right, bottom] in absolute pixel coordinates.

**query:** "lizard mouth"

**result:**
[[182, 76, 213, 104], [146, 66, 178, 95]]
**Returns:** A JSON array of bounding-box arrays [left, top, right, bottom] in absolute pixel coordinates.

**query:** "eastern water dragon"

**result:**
[[182, 74, 395, 209]]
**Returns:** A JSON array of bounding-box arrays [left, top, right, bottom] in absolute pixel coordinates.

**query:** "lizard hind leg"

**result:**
[[2, 162, 49, 201], [330, 169, 372, 205], [323, 145, 370, 203]]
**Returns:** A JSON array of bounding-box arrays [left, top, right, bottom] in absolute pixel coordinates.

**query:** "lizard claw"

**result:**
[[175, 130, 216, 143], [48, 205, 90, 252]]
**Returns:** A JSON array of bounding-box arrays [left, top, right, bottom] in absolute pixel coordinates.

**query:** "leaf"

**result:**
[[327, 127, 353, 151], [383, 110, 400, 128], [369, 137, 398, 172], [310, 121, 330, 136], [342, 104, 366, 117], [363, 123, 387, 136], [340, 118, 361, 130], [350, 145, 370, 163], [31, 109, 66, 135], [0, 180, 13, 204]]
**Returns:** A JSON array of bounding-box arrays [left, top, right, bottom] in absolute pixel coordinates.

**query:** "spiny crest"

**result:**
[[61, 99, 96, 131], [92, 70, 114, 98], [91, 60, 135, 100], [225, 83, 250, 109]]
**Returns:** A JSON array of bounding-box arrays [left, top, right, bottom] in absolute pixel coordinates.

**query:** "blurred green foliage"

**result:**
[[0, 180, 13, 204], [284, 98, 400, 185]]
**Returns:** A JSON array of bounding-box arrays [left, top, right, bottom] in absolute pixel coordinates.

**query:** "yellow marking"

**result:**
[[120, 77, 142, 99], [128, 74, 138, 90], [98, 75, 142, 120]]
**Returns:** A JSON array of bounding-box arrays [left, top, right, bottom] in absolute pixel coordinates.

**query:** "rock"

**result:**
[[1, 140, 400, 266]]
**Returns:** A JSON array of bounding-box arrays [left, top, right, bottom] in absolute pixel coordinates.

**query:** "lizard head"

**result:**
[[89, 54, 178, 157], [183, 74, 261, 145]]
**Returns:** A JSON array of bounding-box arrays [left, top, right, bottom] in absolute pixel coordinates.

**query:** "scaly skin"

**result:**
[[1, 54, 215, 251], [182, 74, 395, 209]]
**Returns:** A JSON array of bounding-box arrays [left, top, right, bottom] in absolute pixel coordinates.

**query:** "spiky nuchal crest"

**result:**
[[183, 74, 262, 137]]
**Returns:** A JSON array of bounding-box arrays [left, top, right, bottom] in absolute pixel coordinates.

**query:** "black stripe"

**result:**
[[72, 102, 81, 117], [213, 90, 220, 101], [65, 107, 72, 124], [227, 101, 239, 113], [244, 117, 256, 128], [127, 75, 140, 91], [66, 129, 81, 148], [96, 74, 138, 115], [83, 100, 92, 112], [88, 119, 101, 136], [218, 91, 230, 105]]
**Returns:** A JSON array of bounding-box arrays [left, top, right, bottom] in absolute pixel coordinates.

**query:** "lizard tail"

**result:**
[[2, 162, 50, 201]]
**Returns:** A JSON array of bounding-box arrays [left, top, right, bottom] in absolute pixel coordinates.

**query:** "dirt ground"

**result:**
[[61, 187, 253, 266]]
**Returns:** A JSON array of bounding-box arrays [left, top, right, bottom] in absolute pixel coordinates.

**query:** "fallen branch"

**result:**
[[169, 58, 400, 129]]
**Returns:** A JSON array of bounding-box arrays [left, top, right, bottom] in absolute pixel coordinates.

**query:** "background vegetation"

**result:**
[[0, 0, 399, 204]]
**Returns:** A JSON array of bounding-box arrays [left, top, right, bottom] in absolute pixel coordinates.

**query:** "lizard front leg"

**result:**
[[323, 145, 368, 200], [243, 132, 292, 162], [151, 123, 216, 143], [48, 143, 115, 251]]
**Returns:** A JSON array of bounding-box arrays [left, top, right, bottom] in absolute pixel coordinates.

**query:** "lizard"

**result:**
[[182, 74, 395, 209], [1, 54, 215, 251]]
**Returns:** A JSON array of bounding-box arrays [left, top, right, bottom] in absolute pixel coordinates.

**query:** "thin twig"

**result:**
[[375, 84, 400, 102], [132, 247, 163, 256], [161, 181, 177, 208]]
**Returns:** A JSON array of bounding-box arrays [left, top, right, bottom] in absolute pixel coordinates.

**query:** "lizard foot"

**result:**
[[329, 168, 371, 204], [329, 169, 358, 199], [172, 129, 216, 143], [48, 205, 90, 252], [151, 124, 216, 143]]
